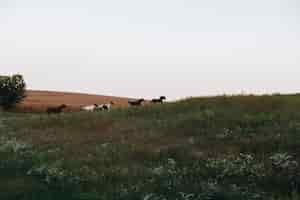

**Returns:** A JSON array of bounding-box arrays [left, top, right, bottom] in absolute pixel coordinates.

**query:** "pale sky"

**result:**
[[0, 0, 299, 100]]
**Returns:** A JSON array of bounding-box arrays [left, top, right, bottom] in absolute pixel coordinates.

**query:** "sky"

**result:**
[[0, 0, 299, 100]]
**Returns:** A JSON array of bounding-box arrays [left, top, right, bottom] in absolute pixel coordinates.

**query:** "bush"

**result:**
[[0, 74, 26, 109]]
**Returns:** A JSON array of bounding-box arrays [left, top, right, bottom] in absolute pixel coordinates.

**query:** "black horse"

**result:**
[[151, 96, 166, 104]]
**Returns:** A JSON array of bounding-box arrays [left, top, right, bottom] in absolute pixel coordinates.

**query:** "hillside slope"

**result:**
[[16, 90, 133, 112], [1, 94, 300, 199]]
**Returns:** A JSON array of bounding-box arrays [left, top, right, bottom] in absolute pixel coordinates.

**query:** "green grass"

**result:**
[[1, 94, 300, 199]]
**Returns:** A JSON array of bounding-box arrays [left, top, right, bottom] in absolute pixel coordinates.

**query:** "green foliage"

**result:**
[[206, 153, 265, 182], [0, 74, 26, 109], [1, 94, 300, 199]]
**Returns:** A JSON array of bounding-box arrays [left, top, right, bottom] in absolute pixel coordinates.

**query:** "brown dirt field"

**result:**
[[15, 90, 135, 113]]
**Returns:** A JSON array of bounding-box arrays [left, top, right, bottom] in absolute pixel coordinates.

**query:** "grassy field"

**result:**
[[1, 94, 300, 199]]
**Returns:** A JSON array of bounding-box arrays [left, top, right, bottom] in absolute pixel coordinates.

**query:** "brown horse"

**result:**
[[128, 99, 145, 106], [46, 104, 67, 114]]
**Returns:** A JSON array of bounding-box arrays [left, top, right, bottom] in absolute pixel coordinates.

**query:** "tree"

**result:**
[[0, 74, 26, 109]]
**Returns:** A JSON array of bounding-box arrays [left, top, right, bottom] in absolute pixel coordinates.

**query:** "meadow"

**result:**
[[1, 94, 300, 200]]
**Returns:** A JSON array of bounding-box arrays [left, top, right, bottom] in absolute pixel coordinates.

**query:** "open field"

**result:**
[[15, 90, 134, 112], [1, 94, 300, 199]]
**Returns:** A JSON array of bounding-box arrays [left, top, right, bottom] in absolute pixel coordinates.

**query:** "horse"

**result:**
[[80, 104, 98, 112], [151, 96, 166, 104], [128, 99, 145, 106], [102, 101, 115, 110], [95, 101, 115, 111], [46, 104, 67, 114]]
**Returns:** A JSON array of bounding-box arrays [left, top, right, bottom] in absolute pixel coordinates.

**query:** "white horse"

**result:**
[[80, 104, 98, 112], [95, 101, 115, 111]]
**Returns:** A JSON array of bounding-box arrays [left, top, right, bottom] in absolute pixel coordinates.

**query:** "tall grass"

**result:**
[[1, 94, 300, 199]]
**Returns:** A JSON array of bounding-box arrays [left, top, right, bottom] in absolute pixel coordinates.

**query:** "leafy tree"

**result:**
[[0, 74, 26, 109]]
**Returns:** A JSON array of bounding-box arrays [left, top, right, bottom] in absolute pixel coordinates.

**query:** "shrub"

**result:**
[[206, 153, 265, 181], [270, 153, 298, 172], [0, 74, 26, 109]]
